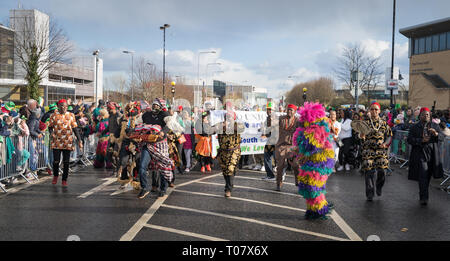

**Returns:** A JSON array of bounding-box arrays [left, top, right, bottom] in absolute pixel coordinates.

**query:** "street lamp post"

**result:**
[[197, 51, 216, 107], [390, 0, 397, 109], [92, 50, 99, 105], [123, 50, 135, 101], [171, 81, 176, 105], [160, 24, 170, 99]]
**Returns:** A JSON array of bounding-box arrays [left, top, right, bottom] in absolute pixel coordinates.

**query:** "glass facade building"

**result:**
[[0, 26, 14, 79]]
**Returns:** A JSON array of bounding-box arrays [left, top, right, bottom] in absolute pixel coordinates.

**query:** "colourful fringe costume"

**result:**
[[293, 102, 335, 220]]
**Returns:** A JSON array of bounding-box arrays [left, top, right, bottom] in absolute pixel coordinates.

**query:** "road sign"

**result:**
[[386, 79, 398, 90]]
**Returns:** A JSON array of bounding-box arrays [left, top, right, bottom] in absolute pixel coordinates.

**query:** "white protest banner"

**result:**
[[210, 111, 268, 156]]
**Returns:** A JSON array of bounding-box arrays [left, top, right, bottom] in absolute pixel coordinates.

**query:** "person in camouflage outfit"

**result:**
[[217, 108, 245, 198]]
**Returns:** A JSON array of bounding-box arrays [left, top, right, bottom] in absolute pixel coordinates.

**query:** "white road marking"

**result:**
[[235, 175, 296, 186], [161, 204, 350, 241], [194, 180, 362, 241], [196, 181, 302, 197], [0, 176, 51, 197], [119, 173, 222, 241], [329, 210, 363, 241], [77, 178, 117, 198], [175, 189, 306, 212], [143, 224, 228, 241]]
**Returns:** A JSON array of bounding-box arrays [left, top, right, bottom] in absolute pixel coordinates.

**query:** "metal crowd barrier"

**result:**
[[1, 130, 98, 193], [389, 130, 410, 168], [440, 137, 450, 192]]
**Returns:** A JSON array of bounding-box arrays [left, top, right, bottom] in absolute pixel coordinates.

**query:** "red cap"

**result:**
[[178, 106, 183, 112], [420, 107, 430, 113], [57, 99, 67, 105], [287, 104, 297, 111], [371, 102, 381, 109]]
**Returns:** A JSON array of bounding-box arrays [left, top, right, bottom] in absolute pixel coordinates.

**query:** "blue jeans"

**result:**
[[160, 174, 168, 193], [138, 147, 151, 191], [264, 149, 275, 178], [28, 138, 38, 171]]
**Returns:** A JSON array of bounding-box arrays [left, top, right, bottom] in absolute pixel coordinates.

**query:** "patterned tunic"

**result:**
[[218, 133, 242, 176], [361, 118, 393, 172], [48, 111, 78, 151]]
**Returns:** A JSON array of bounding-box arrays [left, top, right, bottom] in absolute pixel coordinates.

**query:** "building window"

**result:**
[[447, 32, 450, 49], [440, 33, 447, 51], [425, 36, 432, 53], [432, 34, 439, 52], [414, 38, 419, 54], [418, 37, 425, 54]]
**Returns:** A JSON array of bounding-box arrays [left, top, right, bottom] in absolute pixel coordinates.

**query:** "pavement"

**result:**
[[0, 163, 449, 241]]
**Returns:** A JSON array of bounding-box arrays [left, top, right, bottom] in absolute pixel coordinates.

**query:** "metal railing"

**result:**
[[440, 136, 450, 192], [389, 130, 410, 168], [0, 131, 97, 193]]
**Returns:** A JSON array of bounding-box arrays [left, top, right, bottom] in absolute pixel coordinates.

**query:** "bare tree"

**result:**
[[285, 77, 336, 106], [13, 14, 73, 100], [334, 43, 384, 104]]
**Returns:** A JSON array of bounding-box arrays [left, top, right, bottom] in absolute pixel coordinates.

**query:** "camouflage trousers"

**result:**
[[218, 148, 241, 176]]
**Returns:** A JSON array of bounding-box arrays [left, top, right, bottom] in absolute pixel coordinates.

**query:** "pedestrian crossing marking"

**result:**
[[161, 204, 350, 241], [143, 224, 229, 241]]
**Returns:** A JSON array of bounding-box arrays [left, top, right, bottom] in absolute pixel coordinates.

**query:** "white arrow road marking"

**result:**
[[78, 178, 117, 198]]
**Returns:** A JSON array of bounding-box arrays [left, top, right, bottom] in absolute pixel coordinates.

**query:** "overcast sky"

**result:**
[[2, 0, 449, 99]]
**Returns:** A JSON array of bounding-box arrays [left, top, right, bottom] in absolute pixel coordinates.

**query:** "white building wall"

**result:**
[[10, 9, 50, 80]]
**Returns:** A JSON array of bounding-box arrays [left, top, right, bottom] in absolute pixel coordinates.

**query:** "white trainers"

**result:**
[[260, 166, 265, 172], [243, 165, 253, 170], [184, 168, 190, 173], [337, 166, 344, 171], [345, 164, 351, 171], [253, 164, 262, 170]]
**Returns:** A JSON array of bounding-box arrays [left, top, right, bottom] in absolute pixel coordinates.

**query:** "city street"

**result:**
[[0, 164, 448, 241]]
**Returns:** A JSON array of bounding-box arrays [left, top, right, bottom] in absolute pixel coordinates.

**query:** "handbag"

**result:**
[[178, 134, 186, 144]]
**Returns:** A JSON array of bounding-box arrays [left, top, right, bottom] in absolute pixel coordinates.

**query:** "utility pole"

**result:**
[[390, 0, 396, 108]]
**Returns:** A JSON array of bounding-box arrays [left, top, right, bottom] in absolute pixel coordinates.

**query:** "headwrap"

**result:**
[[48, 103, 57, 111], [4, 101, 15, 112], [58, 99, 67, 105], [107, 102, 116, 110], [152, 98, 162, 107], [420, 107, 430, 113], [287, 104, 297, 111], [371, 102, 381, 109]]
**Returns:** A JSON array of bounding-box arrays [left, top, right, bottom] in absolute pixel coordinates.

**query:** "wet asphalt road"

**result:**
[[0, 163, 449, 241]]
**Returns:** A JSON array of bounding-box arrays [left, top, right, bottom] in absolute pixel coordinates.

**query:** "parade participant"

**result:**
[[359, 102, 393, 201], [261, 102, 277, 180], [195, 111, 214, 173], [93, 109, 112, 168], [136, 98, 171, 198], [293, 102, 335, 219], [217, 109, 244, 198], [329, 110, 341, 172], [115, 102, 141, 189], [407, 107, 443, 205], [337, 109, 352, 171], [275, 104, 301, 191], [48, 99, 82, 186], [104, 102, 122, 172]]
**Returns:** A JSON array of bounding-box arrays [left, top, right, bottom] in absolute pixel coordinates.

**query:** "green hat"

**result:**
[[68, 105, 73, 111], [4, 101, 15, 111], [49, 103, 57, 111]]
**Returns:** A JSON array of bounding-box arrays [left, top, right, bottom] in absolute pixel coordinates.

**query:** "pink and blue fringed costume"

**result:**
[[293, 102, 335, 220]]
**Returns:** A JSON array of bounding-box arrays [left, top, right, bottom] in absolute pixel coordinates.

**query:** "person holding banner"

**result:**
[[275, 104, 301, 191], [261, 102, 277, 181], [195, 111, 214, 173], [217, 110, 245, 198], [407, 107, 443, 206]]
